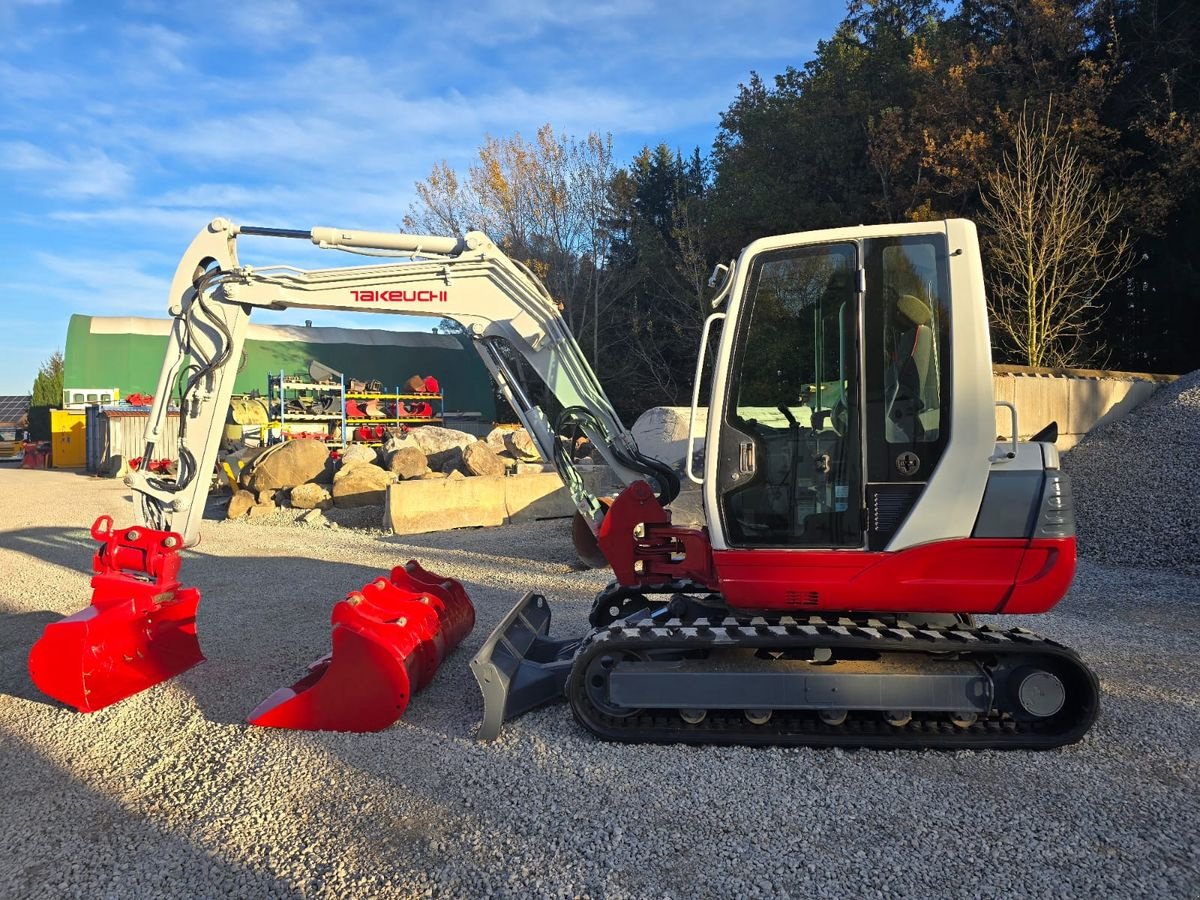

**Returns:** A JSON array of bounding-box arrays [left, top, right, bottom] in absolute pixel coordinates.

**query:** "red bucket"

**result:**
[[28, 517, 204, 711], [247, 561, 474, 732]]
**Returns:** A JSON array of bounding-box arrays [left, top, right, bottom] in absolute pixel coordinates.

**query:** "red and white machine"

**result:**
[[29, 218, 1098, 748]]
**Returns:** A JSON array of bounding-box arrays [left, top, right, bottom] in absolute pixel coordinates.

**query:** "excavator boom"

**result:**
[[128, 218, 677, 547]]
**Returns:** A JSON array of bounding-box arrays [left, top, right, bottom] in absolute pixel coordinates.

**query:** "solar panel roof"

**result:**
[[0, 396, 31, 423]]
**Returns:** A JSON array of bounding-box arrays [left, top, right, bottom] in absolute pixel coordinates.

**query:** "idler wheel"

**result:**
[[584, 651, 645, 718], [1015, 668, 1066, 718]]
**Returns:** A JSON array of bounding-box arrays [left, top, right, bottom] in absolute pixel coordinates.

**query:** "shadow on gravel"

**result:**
[[0, 610, 62, 706], [0, 525, 94, 575], [0, 727, 305, 898]]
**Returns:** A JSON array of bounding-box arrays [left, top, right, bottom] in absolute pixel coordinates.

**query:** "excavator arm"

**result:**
[[127, 217, 678, 546]]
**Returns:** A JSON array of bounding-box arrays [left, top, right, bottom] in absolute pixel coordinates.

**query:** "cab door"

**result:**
[[860, 233, 953, 550], [712, 240, 864, 549]]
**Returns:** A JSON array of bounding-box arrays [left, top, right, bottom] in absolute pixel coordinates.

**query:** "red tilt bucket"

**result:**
[[28, 516, 204, 711], [247, 560, 475, 732]]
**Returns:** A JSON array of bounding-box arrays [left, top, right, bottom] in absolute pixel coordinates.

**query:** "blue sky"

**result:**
[[0, 0, 847, 396]]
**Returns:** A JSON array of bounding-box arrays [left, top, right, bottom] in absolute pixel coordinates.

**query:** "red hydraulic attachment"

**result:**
[[596, 480, 716, 589], [28, 516, 203, 711], [402, 401, 434, 418], [128, 456, 173, 474], [247, 560, 475, 732]]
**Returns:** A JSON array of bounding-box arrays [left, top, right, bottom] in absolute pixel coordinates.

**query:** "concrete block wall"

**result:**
[[992, 365, 1173, 450], [384, 468, 616, 535]]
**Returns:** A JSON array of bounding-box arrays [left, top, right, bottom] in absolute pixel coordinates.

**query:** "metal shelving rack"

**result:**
[[266, 372, 445, 447], [266, 370, 346, 446]]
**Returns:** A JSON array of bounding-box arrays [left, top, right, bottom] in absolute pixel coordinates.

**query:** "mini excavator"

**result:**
[[30, 217, 1099, 749]]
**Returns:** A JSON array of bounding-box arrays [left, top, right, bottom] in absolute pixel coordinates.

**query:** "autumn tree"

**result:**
[[980, 104, 1132, 366], [406, 125, 620, 363]]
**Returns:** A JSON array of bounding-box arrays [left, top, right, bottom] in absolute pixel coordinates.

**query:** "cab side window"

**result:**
[[880, 244, 945, 445]]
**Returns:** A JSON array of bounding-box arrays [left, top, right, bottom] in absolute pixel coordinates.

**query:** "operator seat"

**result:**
[[887, 293, 940, 442]]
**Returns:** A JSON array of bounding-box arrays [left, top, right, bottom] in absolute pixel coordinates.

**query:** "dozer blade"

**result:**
[[469, 592, 580, 741], [247, 561, 474, 732], [28, 516, 204, 712]]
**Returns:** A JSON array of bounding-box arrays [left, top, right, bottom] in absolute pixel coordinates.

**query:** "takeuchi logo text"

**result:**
[[352, 290, 449, 303]]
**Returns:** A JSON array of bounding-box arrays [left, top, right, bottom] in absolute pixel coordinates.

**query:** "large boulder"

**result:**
[[484, 425, 541, 461], [630, 407, 708, 471], [332, 463, 394, 507], [340, 443, 378, 466], [506, 428, 541, 461], [485, 426, 513, 455], [387, 446, 428, 480], [463, 440, 506, 477], [227, 490, 255, 519], [405, 426, 476, 468], [246, 439, 332, 491], [290, 482, 333, 510]]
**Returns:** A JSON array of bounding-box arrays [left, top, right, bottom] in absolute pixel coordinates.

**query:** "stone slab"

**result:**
[[385, 476, 507, 535], [384, 470, 618, 534], [504, 472, 576, 523]]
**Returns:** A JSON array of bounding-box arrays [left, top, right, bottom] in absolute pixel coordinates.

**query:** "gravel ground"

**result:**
[[1, 467, 1198, 899]]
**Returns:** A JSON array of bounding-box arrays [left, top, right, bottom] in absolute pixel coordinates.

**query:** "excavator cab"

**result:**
[[710, 229, 958, 555]]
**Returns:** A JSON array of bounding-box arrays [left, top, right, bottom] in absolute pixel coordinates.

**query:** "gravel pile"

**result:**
[[1062, 370, 1200, 576], [1, 469, 1198, 898]]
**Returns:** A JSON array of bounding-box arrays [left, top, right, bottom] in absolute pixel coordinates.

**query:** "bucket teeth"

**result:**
[[247, 561, 475, 732], [28, 516, 204, 712]]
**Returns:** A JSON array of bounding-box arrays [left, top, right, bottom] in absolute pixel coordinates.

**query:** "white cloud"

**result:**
[[0, 142, 133, 199], [224, 0, 310, 40], [0, 60, 71, 99], [120, 23, 189, 73], [24, 251, 172, 316]]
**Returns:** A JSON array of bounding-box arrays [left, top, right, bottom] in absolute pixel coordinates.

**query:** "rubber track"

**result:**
[[566, 614, 1101, 750]]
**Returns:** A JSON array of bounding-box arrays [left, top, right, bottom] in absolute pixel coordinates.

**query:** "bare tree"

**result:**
[[980, 102, 1133, 367]]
